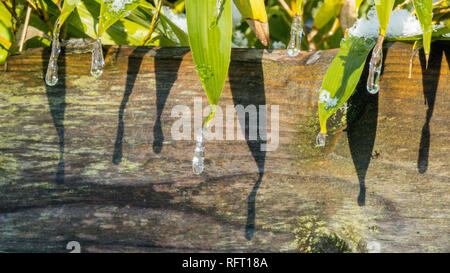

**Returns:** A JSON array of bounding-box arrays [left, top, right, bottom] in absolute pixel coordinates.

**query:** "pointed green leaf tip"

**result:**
[[318, 37, 377, 134], [374, 0, 395, 36], [59, 0, 81, 27], [186, 0, 232, 110], [412, 0, 433, 57]]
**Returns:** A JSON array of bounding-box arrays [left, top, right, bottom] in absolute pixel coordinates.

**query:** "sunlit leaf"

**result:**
[[233, 0, 269, 46], [173, 0, 185, 13], [313, 0, 341, 29], [59, 0, 81, 26], [0, 3, 13, 63], [412, 0, 433, 56], [318, 36, 376, 134], [98, 0, 142, 36], [374, 0, 395, 36], [295, 0, 305, 16], [355, 0, 364, 15], [186, 0, 232, 110]]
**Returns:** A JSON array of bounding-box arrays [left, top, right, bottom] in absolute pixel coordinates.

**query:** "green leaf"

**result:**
[[59, 0, 82, 26], [318, 36, 377, 134], [159, 10, 189, 46], [295, 0, 305, 16], [412, 0, 433, 55], [98, 0, 142, 36], [355, 0, 364, 15], [186, 0, 232, 109], [313, 0, 341, 30], [374, 0, 395, 36], [0, 3, 13, 63]]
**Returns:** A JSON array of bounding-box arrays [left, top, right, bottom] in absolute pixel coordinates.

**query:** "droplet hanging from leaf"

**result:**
[[316, 132, 326, 147], [367, 35, 384, 94], [192, 128, 205, 175], [90, 37, 104, 78], [186, 0, 232, 174], [366, 0, 395, 94], [45, 20, 61, 87], [287, 15, 303, 57]]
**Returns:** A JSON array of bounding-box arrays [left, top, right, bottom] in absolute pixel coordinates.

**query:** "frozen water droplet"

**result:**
[[192, 129, 205, 175], [316, 132, 326, 147], [287, 15, 303, 57], [45, 20, 61, 86], [367, 35, 384, 94], [339, 102, 348, 112], [90, 37, 104, 78]]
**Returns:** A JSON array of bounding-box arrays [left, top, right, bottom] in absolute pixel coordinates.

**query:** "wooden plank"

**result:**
[[0, 42, 448, 253]]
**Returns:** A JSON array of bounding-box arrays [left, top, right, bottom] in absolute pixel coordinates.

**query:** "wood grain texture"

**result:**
[[0, 42, 448, 253]]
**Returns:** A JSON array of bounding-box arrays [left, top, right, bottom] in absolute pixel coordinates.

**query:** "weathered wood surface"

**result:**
[[0, 42, 448, 253]]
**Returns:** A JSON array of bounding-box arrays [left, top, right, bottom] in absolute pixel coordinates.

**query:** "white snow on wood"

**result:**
[[349, 8, 423, 38]]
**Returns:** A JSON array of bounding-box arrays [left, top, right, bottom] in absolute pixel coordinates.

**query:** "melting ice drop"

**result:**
[[45, 20, 61, 86], [316, 132, 326, 147], [367, 35, 384, 94], [192, 129, 205, 175], [287, 15, 303, 57], [90, 37, 104, 78]]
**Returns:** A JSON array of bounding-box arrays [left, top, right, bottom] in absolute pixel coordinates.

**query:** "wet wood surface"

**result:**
[[0, 42, 448, 253]]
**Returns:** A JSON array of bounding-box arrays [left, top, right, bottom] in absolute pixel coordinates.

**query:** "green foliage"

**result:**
[[185, 0, 232, 114], [59, 0, 81, 26], [0, 3, 13, 63], [98, 0, 142, 36], [318, 36, 377, 134], [374, 0, 396, 36], [313, 0, 341, 29], [412, 0, 432, 55], [1, 0, 449, 133]]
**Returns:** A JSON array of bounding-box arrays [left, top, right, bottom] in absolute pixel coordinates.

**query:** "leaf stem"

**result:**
[[37, 0, 54, 33], [141, 0, 163, 46], [278, 0, 294, 17]]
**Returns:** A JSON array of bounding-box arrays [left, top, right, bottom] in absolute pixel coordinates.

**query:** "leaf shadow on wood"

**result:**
[[42, 48, 66, 185], [346, 55, 378, 207], [417, 44, 443, 174], [229, 50, 266, 240], [153, 48, 186, 154], [112, 47, 151, 165], [113, 48, 186, 164]]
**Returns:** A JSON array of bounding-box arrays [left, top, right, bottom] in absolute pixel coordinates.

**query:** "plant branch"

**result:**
[[18, 5, 32, 52], [141, 0, 163, 46], [37, 0, 53, 33], [25, 0, 38, 10], [278, 0, 294, 17]]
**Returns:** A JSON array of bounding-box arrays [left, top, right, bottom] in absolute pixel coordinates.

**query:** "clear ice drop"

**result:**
[[367, 35, 384, 94], [45, 20, 61, 86], [192, 129, 205, 175], [90, 37, 104, 78], [316, 132, 326, 147], [287, 15, 303, 57]]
